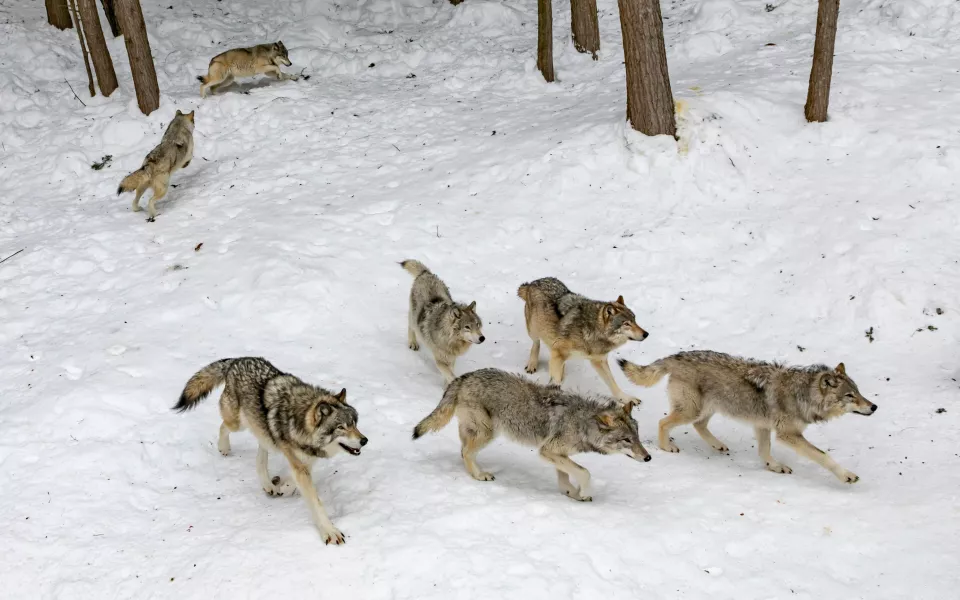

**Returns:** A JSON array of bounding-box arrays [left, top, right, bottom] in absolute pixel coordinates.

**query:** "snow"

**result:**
[[1, 0, 959, 597]]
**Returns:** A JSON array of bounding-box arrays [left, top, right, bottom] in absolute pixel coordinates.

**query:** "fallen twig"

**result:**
[[65, 79, 86, 107], [0, 248, 25, 265]]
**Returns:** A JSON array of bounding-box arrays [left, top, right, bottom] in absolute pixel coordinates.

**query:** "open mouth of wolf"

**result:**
[[339, 442, 361, 456]]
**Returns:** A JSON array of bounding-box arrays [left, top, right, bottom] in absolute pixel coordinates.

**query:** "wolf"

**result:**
[[174, 357, 367, 545], [198, 41, 298, 98], [618, 351, 877, 483], [412, 368, 650, 501], [401, 260, 484, 384], [517, 277, 648, 403], [117, 110, 195, 221]]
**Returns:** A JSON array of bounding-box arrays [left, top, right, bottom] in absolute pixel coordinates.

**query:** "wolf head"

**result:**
[[593, 402, 651, 462], [601, 296, 648, 344], [453, 301, 485, 344], [174, 109, 196, 130], [305, 388, 368, 456], [273, 41, 292, 66], [816, 363, 877, 419]]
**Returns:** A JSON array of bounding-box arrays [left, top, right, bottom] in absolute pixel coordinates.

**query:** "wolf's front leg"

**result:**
[[778, 433, 858, 483], [283, 451, 345, 544], [433, 353, 456, 384], [541, 450, 592, 501], [257, 446, 296, 496], [590, 357, 640, 405]]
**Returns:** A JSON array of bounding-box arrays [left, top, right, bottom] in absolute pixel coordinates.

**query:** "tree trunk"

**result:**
[[78, 0, 118, 96], [804, 0, 839, 123], [115, 0, 159, 115], [617, 0, 676, 137], [570, 0, 600, 60], [45, 0, 73, 29], [100, 0, 122, 37], [537, 0, 554, 82], [68, 0, 96, 97]]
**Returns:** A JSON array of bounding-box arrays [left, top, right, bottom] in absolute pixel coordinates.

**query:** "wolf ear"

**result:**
[[467, 301, 476, 311], [176, 109, 183, 115], [596, 412, 617, 430], [615, 295, 625, 305], [335, 388, 347, 402], [452, 307, 462, 319], [308, 402, 335, 430], [820, 373, 839, 389], [604, 304, 617, 318], [835, 363, 846, 376]]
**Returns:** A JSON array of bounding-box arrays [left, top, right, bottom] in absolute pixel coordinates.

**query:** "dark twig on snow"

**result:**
[[65, 79, 87, 106], [0, 249, 25, 265]]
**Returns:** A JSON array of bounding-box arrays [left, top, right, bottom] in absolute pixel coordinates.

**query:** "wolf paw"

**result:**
[[131, 204, 142, 212], [766, 461, 792, 474], [265, 476, 297, 496], [472, 472, 495, 482], [146, 216, 156, 223], [525, 363, 538, 374], [409, 341, 419, 351], [659, 440, 680, 453], [839, 470, 859, 484], [564, 490, 592, 502], [218, 441, 231, 456], [712, 443, 729, 453], [322, 527, 346, 545]]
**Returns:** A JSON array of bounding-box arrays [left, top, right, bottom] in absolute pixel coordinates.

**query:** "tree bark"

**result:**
[[537, 0, 555, 82], [617, 0, 676, 137], [570, 0, 600, 60], [68, 0, 96, 97], [804, 0, 839, 123], [115, 0, 159, 115], [100, 0, 122, 37], [78, 0, 118, 96], [45, 0, 73, 29]]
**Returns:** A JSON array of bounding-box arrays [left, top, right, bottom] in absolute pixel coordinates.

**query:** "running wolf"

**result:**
[[517, 277, 648, 403], [198, 41, 299, 98], [117, 110, 194, 221], [401, 260, 484, 384], [412, 368, 650, 501], [174, 357, 367, 544], [618, 351, 877, 483]]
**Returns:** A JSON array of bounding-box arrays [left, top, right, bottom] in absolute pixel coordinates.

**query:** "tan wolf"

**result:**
[[619, 351, 877, 483], [412, 368, 650, 501], [517, 277, 648, 403], [198, 41, 299, 98], [174, 357, 367, 544], [117, 110, 195, 221], [401, 259, 484, 384]]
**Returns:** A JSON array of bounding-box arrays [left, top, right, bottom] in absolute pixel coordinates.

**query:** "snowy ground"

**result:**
[[2, 0, 959, 597]]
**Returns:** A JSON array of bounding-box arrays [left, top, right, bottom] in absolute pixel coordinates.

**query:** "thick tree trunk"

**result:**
[[617, 0, 676, 137], [78, 0, 118, 96], [805, 0, 839, 123], [45, 0, 73, 29], [68, 0, 96, 96], [100, 0, 122, 37], [537, 0, 554, 82], [570, 0, 600, 60], [115, 0, 159, 115]]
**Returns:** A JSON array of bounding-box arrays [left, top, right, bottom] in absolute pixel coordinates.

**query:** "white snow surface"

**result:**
[[1, 0, 959, 597]]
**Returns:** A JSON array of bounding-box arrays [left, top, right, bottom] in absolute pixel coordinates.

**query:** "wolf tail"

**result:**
[[400, 259, 430, 278], [412, 378, 461, 439], [173, 359, 234, 413], [617, 358, 668, 387], [117, 166, 150, 195], [517, 282, 530, 301], [196, 74, 207, 84]]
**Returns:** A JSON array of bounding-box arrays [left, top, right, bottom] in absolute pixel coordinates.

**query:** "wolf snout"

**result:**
[[643, 454, 652, 462], [868, 403, 878, 414], [641, 331, 649, 341], [478, 335, 486, 344], [360, 436, 368, 446]]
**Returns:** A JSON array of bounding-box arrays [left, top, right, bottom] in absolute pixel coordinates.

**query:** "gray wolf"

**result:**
[[198, 41, 298, 98], [174, 357, 367, 544], [618, 351, 877, 483], [517, 277, 648, 403], [401, 259, 484, 384], [412, 368, 650, 501], [117, 110, 195, 221]]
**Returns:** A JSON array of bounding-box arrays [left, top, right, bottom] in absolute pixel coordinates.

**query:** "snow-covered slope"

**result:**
[[1, 0, 958, 597]]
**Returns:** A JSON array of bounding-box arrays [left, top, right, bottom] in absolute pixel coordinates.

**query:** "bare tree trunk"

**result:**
[[617, 0, 676, 137], [570, 0, 600, 60], [805, 0, 839, 123], [78, 0, 118, 96], [100, 0, 122, 37], [115, 0, 159, 115], [68, 0, 96, 97], [45, 0, 73, 29], [537, 0, 555, 82]]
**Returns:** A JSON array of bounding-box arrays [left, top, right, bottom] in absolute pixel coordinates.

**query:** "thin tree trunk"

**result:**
[[45, 0, 73, 29], [537, 0, 555, 82], [78, 0, 118, 96], [617, 0, 676, 137], [805, 0, 839, 123], [115, 0, 160, 115], [100, 0, 122, 37], [448, 0, 464, 4], [570, 0, 600, 60], [68, 0, 96, 97]]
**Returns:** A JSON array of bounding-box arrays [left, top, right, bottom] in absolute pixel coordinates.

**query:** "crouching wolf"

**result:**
[[198, 41, 299, 98], [174, 357, 367, 544], [412, 368, 650, 501], [619, 351, 877, 483], [518, 277, 648, 403], [401, 260, 484, 384], [117, 110, 194, 221]]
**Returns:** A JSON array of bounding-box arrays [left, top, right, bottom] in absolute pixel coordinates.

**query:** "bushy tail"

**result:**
[[517, 282, 530, 301], [117, 166, 150, 195], [197, 74, 207, 83], [617, 358, 668, 387], [173, 359, 234, 413], [412, 378, 461, 439], [400, 259, 430, 278]]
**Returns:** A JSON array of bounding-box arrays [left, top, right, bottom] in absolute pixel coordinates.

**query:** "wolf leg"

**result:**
[[130, 186, 146, 212], [540, 450, 591, 501], [146, 177, 169, 221], [257, 446, 296, 496], [282, 450, 346, 544], [777, 433, 858, 483], [755, 427, 791, 473], [210, 73, 234, 95], [693, 414, 728, 453], [433, 352, 456, 384], [217, 392, 240, 456], [459, 417, 495, 481], [547, 349, 567, 385], [407, 323, 419, 351], [218, 422, 233, 455], [659, 380, 700, 452], [590, 357, 639, 404], [525, 339, 540, 374], [555, 469, 578, 497]]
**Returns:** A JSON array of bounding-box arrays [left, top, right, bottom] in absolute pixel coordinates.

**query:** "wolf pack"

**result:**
[[121, 42, 878, 546]]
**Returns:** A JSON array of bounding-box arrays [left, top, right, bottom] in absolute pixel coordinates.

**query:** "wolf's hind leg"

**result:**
[[755, 427, 792, 474], [459, 412, 495, 481], [525, 339, 540, 374], [693, 414, 728, 453], [257, 446, 296, 496]]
